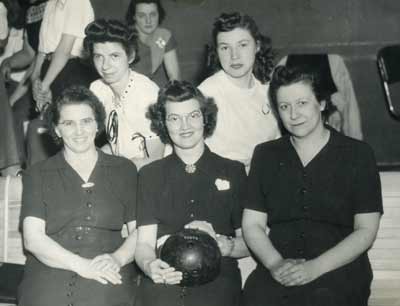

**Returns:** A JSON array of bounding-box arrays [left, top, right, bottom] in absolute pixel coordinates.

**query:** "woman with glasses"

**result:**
[[135, 80, 248, 306], [84, 19, 164, 169], [19, 86, 138, 306], [199, 12, 280, 171]]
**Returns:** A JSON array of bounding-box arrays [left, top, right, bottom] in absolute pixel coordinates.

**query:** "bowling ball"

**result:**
[[159, 228, 221, 287]]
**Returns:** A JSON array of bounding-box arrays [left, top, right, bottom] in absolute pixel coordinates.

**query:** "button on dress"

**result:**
[[18, 151, 138, 306]]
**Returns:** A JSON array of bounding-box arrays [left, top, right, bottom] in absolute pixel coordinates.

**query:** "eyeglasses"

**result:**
[[131, 132, 150, 158], [165, 110, 203, 130], [107, 110, 118, 144]]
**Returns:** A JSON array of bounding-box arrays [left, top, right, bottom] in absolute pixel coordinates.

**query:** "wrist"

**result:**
[[265, 255, 284, 270], [41, 80, 50, 92], [310, 257, 325, 277], [111, 252, 124, 268], [142, 258, 154, 276], [69, 254, 84, 273]]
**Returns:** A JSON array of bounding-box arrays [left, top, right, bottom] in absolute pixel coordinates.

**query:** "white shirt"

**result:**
[[0, 2, 8, 40], [38, 0, 94, 57], [199, 70, 281, 167], [0, 28, 26, 82], [90, 70, 159, 159]]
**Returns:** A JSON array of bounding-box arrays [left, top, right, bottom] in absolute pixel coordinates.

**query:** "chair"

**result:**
[[0, 262, 24, 304], [377, 45, 400, 120]]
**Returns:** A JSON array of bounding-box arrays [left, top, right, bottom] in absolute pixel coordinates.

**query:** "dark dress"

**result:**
[[136, 147, 246, 306], [242, 128, 383, 306], [18, 151, 138, 306], [133, 29, 177, 87]]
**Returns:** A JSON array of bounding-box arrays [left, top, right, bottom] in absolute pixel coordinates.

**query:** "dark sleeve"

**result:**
[[136, 166, 160, 226], [231, 163, 247, 229], [20, 165, 46, 222], [351, 143, 383, 215], [165, 32, 177, 53], [244, 145, 269, 213], [120, 160, 138, 223]]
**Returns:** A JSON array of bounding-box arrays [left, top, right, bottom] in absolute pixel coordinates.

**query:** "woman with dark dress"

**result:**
[[18, 86, 138, 306], [126, 0, 181, 86], [242, 65, 383, 306], [135, 80, 248, 306]]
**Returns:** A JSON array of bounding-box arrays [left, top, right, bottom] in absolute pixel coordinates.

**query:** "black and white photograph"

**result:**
[[0, 0, 399, 305]]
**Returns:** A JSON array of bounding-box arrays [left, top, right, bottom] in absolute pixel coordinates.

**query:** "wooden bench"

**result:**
[[1, 173, 400, 305]]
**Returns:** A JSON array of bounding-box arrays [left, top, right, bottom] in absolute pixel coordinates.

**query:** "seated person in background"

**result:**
[[199, 12, 280, 171], [0, 0, 24, 176], [242, 65, 382, 306], [19, 85, 138, 306], [85, 19, 164, 169], [278, 53, 363, 140], [0, 0, 48, 173], [126, 0, 181, 86], [135, 80, 249, 306], [26, 0, 98, 167]]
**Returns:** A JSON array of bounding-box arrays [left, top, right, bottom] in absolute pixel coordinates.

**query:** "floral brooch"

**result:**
[[215, 178, 230, 191], [155, 37, 167, 49]]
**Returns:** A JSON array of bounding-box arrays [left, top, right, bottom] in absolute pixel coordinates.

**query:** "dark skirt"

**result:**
[[136, 259, 242, 306], [18, 227, 137, 306], [242, 263, 371, 306]]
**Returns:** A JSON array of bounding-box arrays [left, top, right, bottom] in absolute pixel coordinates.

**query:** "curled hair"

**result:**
[[269, 65, 325, 125], [126, 0, 166, 25], [44, 85, 106, 146], [83, 19, 139, 64], [147, 80, 218, 144], [205, 12, 274, 84]]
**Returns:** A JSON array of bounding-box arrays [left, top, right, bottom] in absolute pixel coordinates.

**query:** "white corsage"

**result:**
[[155, 37, 167, 49], [215, 178, 230, 191]]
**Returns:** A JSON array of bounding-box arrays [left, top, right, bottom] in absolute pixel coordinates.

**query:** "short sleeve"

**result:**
[[20, 165, 46, 222], [245, 145, 269, 213], [62, 0, 94, 38], [351, 144, 383, 215], [0, 2, 8, 40], [136, 166, 160, 226], [118, 160, 138, 223], [230, 163, 247, 229], [165, 33, 177, 53]]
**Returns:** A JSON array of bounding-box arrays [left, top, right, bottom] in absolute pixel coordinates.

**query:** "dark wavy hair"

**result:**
[[269, 65, 325, 126], [83, 19, 139, 64], [204, 12, 274, 84], [44, 86, 106, 146], [126, 0, 166, 25], [147, 80, 218, 144]]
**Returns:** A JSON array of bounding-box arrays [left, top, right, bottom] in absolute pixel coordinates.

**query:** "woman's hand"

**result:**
[[32, 79, 52, 112], [144, 258, 182, 285], [0, 58, 11, 80], [269, 258, 305, 284], [91, 253, 122, 273], [215, 234, 234, 256], [74, 257, 122, 285], [273, 259, 321, 287], [184, 220, 217, 240]]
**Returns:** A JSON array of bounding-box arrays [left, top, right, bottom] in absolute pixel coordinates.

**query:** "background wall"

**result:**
[[157, 0, 400, 166]]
